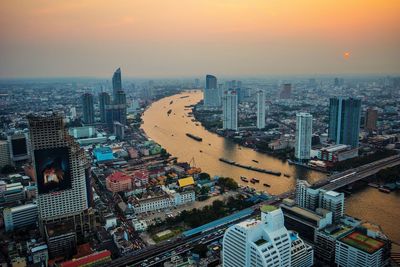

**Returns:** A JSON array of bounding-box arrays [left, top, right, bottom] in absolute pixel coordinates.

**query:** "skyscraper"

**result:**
[[99, 92, 111, 123], [81, 93, 95, 124], [280, 83, 292, 99], [295, 113, 312, 161], [256, 90, 266, 129], [112, 67, 122, 102], [222, 90, 238, 131], [204, 74, 220, 107], [328, 97, 361, 148], [222, 205, 313, 267], [365, 107, 378, 132], [28, 113, 95, 246]]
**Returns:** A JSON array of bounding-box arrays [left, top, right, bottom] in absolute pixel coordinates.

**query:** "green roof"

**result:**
[[340, 231, 385, 254], [260, 205, 277, 213]]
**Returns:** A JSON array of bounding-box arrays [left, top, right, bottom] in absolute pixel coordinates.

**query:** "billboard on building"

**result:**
[[34, 147, 72, 194], [11, 137, 28, 156]]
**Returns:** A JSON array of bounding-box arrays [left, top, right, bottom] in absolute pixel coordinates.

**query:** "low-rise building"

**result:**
[[3, 203, 38, 231], [106, 172, 132, 193]]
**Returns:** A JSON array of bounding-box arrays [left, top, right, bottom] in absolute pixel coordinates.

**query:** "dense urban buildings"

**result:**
[[280, 83, 292, 99], [328, 97, 362, 148], [295, 113, 312, 161]]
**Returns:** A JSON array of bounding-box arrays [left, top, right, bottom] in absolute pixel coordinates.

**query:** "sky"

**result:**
[[0, 0, 400, 78]]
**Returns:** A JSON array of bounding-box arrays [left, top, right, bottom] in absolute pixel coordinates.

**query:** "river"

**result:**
[[141, 90, 400, 245]]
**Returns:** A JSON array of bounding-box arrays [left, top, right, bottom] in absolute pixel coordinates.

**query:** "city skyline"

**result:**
[[1, 0, 400, 78]]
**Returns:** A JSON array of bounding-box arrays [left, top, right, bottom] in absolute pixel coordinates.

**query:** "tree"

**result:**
[[1, 164, 16, 174], [198, 172, 211, 180]]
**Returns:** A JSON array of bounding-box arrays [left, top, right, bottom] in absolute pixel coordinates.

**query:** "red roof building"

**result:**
[[106, 172, 132, 193], [59, 250, 111, 267]]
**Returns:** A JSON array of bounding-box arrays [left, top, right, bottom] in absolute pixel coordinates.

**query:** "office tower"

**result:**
[[112, 67, 122, 102], [81, 93, 95, 124], [28, 113, 95, 248], [280, 83, 292, 99], [113, 122, 125, 140], [295, 180, 344, 223], [256, 90, 266, 129], [222, 205, 313, 267], [105, 104, 127, 130], [328, 97, 361, 148], [335, 231, 387, 267], [115, 90, 126, 105], [8, 133, 30, 164], [365, 107, 378, 132], [222, 90, 238, 131], [0, 140, 11, 169], [3, 203, 38, 232], [99, 92, 111, 123], [295, 113, 313, 161], [204, 74, 220, 107]]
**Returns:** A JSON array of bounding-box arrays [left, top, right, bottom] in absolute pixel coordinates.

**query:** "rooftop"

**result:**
[[94, 147, 113, 154], [178, 176, 194, 187], [260, 205, 278, 213], [340, 231, 385, 254], [107, 172, 131, 182]]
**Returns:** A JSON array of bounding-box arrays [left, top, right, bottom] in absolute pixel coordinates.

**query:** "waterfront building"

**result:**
[[365, 107, 378, 132], [280, 83, 292, 99], [222, 205, 313, 267], [28, 113, 95, 244], [328, 97, 361, 148], [280, 198, 332, 243], [295, 180, 344, 223], [204, 74, 220, 107], [222, 90, 238, 131], [295, 113, 312, 161], [81, 93, 95, 124], [335, 231, 387, 267], [99, 92, 111, 123], [317, 144, 358, 164], [112, 68, 122, 102], [3, 203, 38, 231], [256, 90, 266, 129]]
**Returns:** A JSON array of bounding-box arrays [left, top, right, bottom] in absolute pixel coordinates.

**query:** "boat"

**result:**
[[208, 143, 211, 146], [250, 180, 256, 184], [283, 174, 290, 178], [287, 159, 294, 165], [368, 183, 379, 188], [167, 109, 172, 115], [199, 150, 203, 153], [186, 133, 203, 142], [250, 178, 260, 183], [263, 183, 271, 187], [195, 123, 199, 126], [180, 96, 189, 99], [379, 187, 391, 194], [240, 176, 249, 182], [218, 158, 281, 176], [252, 160, 259, 163], [169, 100, 173, 104]]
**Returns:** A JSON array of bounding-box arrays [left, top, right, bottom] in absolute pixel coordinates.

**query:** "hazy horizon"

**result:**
[[1, 0, 400, 78]]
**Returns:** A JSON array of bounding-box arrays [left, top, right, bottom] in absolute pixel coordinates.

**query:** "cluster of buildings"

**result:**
[[221, 179, 392, 266]]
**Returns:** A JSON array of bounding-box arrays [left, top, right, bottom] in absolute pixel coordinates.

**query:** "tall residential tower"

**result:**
[[256, 90, 266, 129], [222, 90, 238, 131], [295, 113, 312, 161]]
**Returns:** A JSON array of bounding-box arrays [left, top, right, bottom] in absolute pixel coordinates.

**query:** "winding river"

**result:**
[[141, 90, 400, 246]]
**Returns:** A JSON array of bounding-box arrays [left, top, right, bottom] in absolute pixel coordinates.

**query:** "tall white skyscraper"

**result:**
[[295, 113, 312, 161], [222, 90, 238, 131], [256, 90, 266, 129], [222, 205, 313, 267]]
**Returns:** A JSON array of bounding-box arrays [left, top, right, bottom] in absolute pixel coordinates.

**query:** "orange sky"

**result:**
[[0, 0, 399, 77]]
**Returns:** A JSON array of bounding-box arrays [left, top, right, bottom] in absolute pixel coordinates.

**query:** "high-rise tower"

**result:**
[[204, 74, 220, 107], [28, 113, 95, 252], [328, 97, 361, 148], [257, 90, 266, 129], [112, 68, 122, 102], [295, 113, 313, 161], [81, 93, 95, 124], [222, 90, 238, 131], [99, 92, 111, 123]]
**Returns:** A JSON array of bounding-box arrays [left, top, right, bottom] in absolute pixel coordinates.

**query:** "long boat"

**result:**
[[186, 133, 203, 142], [219, 158, 281, 176]]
